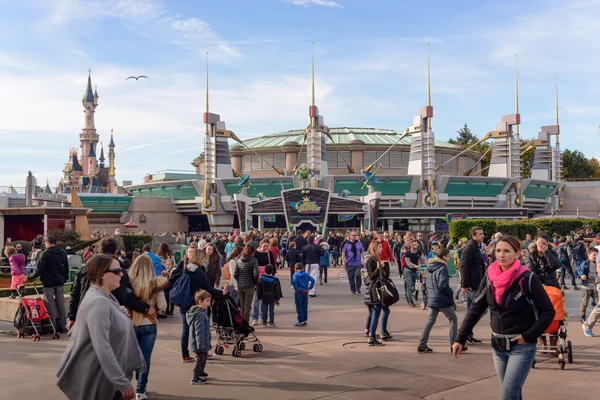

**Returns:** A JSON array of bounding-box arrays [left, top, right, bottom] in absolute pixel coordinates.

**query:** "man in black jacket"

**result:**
[[459, 226, 486, 343], [26, 235, 69, 333], [302, 235, 325, 297], [67, 238, 152, 330]]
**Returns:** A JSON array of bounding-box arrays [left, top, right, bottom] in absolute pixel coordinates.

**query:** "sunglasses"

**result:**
[[106, 268, 123, 275]]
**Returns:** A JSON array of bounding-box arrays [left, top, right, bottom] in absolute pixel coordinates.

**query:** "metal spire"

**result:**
[[427, 42, 431, 107], [311, 42, 315, 107], [205, 52, 209, 135], [555, 72, 560, 145], [515, 55, 520, 135]]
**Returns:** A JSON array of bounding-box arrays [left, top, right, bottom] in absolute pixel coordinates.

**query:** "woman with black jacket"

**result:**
[[452, 236, 554, 400], [365, 240, 393, 347], [525, 234, 562, 288]]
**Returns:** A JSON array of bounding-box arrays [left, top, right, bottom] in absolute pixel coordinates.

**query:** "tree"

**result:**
[[448, 123, 477, 146], [520, 138, 535, 179], [562, 149, 594, 179], [588, 157, 600, 178]]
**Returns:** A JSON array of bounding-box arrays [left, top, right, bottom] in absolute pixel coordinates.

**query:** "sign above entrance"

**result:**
[[261, 215, 276, 222], [446, 213, 468, 223], [289, 197, 322, 215], [283, 188, 330, 233]]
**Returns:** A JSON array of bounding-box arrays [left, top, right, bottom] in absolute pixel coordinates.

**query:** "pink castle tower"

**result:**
[[80, 70, 99, 176]]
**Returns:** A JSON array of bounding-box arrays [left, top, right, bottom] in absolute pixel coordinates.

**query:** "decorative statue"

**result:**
[[295, 163, 314, 194]]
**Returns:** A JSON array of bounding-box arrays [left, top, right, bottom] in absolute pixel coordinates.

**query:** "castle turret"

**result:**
[[80, 70, 99, 176], [108, 129, 116, 193], [99, 143, 105, 167]]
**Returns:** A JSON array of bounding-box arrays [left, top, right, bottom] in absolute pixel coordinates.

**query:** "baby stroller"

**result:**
[[13, 284, 59, 341], [211, 295, 263, 357], [533, 285, 572, 370], [415, 265, 428, 310]]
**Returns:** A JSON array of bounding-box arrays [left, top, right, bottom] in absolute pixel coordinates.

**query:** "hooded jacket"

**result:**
[[27, 245, 69, 287], [525, 243, 561, 288], [186, 306, 211, 353], [425, 257, 454, 309], [145, 251, 165, 276], [257, 275, 283, 304], [9, 253, 26, 276], [168, 262, 223, 303]]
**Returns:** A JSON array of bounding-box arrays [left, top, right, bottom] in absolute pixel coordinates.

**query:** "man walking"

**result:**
[[459, 226, 486, 344], [26, 235, 69, 333], [302, 235, 325, 297], [341, 231, 365, 295]]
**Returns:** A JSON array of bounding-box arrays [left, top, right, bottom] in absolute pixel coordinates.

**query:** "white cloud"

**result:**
[[285, 0, 343, 8]]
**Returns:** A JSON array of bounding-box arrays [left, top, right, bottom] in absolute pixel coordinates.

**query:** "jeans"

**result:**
[[580, 287, 598, 319], [252, 291, 262, 322], [290, 268, 295, 285], [369, 303, 390, 339], [228, 285, 239, 306], [180, 307, 190, 358], [584, 284, 600, 330], [193, 351, 208, 377], [307, 264, 319, 295], [404, 269, 417, 302], [238, 287, 254, 322], [492, 343, 536, 400], [134, 324, 157, 394], [43, 286, 67, 330], [346, 265, 362, 293], [319, 265, 328, 283], [261, 302, 275, 324], [366, 305, 373, 330], [294, 291, 309, 323], [418, 306, 457, 347], [559, 263, 576, 286]]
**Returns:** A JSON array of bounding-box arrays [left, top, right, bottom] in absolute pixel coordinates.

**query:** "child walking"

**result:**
[[257, 264, 283, 327], [187, 290, 212, 385], [319, 243, 330, 285], [292, 262, 315, 327], [579, 247, 599, 324], [5, 246, 25, 299], [332, 246, 340, 267]]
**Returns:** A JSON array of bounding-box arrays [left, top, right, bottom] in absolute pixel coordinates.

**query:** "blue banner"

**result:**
[[337, 214, 355, 222], [261, 215, 276, 223]]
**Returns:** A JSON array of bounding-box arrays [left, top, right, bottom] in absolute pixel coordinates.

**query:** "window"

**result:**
[[463, 157, 476, 172], [327, 150, 351, 169], [436, 153, 458, 171], [376, 151, 390, 168], [242, 155, 252, 172], [273, 153, 285, 170], [298, 151, 307, 166], [251, 155, 262, 171], [363, 151, 377, 169]]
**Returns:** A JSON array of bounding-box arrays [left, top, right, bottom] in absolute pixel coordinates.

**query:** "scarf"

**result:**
[[487, 259, 529, 306]]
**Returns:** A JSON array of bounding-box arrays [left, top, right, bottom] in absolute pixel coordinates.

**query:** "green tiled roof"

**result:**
[[130, 185, 200, 200], [333, 177, 412, 197], [225, 181, 293, 197], [524, 184, 556, 199], [79, 195, 132, 213], [233, 127, 458, 150]]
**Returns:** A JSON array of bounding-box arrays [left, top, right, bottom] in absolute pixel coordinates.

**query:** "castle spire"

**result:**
[[99, 142, 105, 164], [85, 69, 94, 102], [108, 129, 115, 148], [87, 141, 96, 157]]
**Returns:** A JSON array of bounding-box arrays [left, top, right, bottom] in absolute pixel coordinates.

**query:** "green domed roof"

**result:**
[[233, 127, 458, 150]]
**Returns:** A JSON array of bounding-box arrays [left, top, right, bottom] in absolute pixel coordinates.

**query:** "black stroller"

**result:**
[[211, 295, 263, 357]]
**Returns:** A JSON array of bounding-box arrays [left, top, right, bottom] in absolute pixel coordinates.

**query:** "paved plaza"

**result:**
[[1, 266, 598, 400]]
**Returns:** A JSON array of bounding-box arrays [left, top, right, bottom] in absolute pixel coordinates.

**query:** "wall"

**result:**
[[561, 181, 600, 217], [127, 197, 188, 234]]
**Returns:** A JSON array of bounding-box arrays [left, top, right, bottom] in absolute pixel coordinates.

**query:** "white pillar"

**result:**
[[258, 216, 264, 232], [429, 218, 436, 233], [0, 214, 4, 246], [44, 214, 48, 236], [387, 218, 394, 234]]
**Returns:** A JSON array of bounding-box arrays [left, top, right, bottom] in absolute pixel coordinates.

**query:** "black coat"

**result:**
[[27, 245, 68, 288], [459, 240, 485, 290], [426, 258, 454, 309], [457, 271, 555, 349], [525, 243, 561, 288], [256, 275, 283, 304], [302, 243, 325, 265]]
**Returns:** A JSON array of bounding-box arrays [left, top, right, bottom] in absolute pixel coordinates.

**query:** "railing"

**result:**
[[0, 186, 26, 194]]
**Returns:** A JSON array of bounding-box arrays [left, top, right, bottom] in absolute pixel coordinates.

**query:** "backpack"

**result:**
[[169, 273, 195, 309], [558, 245, 569, 265]]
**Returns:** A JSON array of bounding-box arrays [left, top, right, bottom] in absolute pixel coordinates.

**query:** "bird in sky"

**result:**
[[125, 75, 148, 81]]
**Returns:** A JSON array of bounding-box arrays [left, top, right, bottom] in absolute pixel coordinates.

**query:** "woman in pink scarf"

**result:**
[[451, 236, 555, 400]]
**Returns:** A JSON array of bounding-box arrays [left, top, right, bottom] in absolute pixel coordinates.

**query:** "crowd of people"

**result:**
[[9, 224, 600, 400]]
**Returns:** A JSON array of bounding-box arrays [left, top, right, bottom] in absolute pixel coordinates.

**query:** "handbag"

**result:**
[[371, 261, 400, 307]]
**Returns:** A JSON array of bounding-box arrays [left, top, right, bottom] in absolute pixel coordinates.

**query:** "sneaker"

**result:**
[[573, 286, 580, 291], [319, 278, 323, 285], [207, 353, 217, 360], [417, 346, 433, 353], [561, 285, 569, 290], [291, 285, 294, 289], [136, 393, 148, 400], [357, 290, 362, 295], [182, 356, 195, 363], [199, 372, 208, 377], [251, 320, 258, 326], [268, 322, 275, 328], [295, 322, 303, 327], [351, 291, 356, 295], [467, 336, 482, 344], [263, 323, 268, 328], [453, 294, 459, 301], [309, 294, 316, 297], [368, 339, 385, 346], [191, 377, 207, 385], [581, 318, 586, 325], [8, 294, 15, 299], [364, 329, 370, 337], [409, 301, 416, 308], [380, 332, 393, 341], [582, 325, 595, 337]]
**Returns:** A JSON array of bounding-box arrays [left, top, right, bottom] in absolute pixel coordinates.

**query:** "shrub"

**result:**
[[449, 219, 498, 243], [120, 234, 152, 252], [48, 228, 80, 245]]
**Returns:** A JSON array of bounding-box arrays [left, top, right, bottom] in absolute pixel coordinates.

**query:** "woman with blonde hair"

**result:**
[[57, 254, 144, 400], [365, 239, 393, 346], [128, 255, 167, 400]]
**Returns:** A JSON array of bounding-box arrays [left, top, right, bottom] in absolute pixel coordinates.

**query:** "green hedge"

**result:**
[[449, 218, 598, 243], [120, 234, 152, 252]]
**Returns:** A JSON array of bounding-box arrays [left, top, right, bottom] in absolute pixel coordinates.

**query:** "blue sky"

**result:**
[[1, 0, 599, 188]]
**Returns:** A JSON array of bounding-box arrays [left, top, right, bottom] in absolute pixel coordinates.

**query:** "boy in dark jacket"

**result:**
[[187, 290, 212, 385], [578, 247, 599, 323], [257, 264, 283, 327], [292, 263, 315, 327], [285, 242, 302, 286], [418, 248, 467, 354]]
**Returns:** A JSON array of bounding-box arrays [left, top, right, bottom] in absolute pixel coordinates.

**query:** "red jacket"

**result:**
[[380, 240, 393, 262]]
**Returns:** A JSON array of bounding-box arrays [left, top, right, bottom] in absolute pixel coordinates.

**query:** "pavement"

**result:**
[[0, 266, 599, 400]]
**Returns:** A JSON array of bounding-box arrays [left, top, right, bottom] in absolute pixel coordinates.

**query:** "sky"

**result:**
[[1, 0, 600, 188]]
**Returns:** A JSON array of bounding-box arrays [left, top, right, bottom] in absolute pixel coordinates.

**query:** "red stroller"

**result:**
[[13, 283, 59, 341]]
